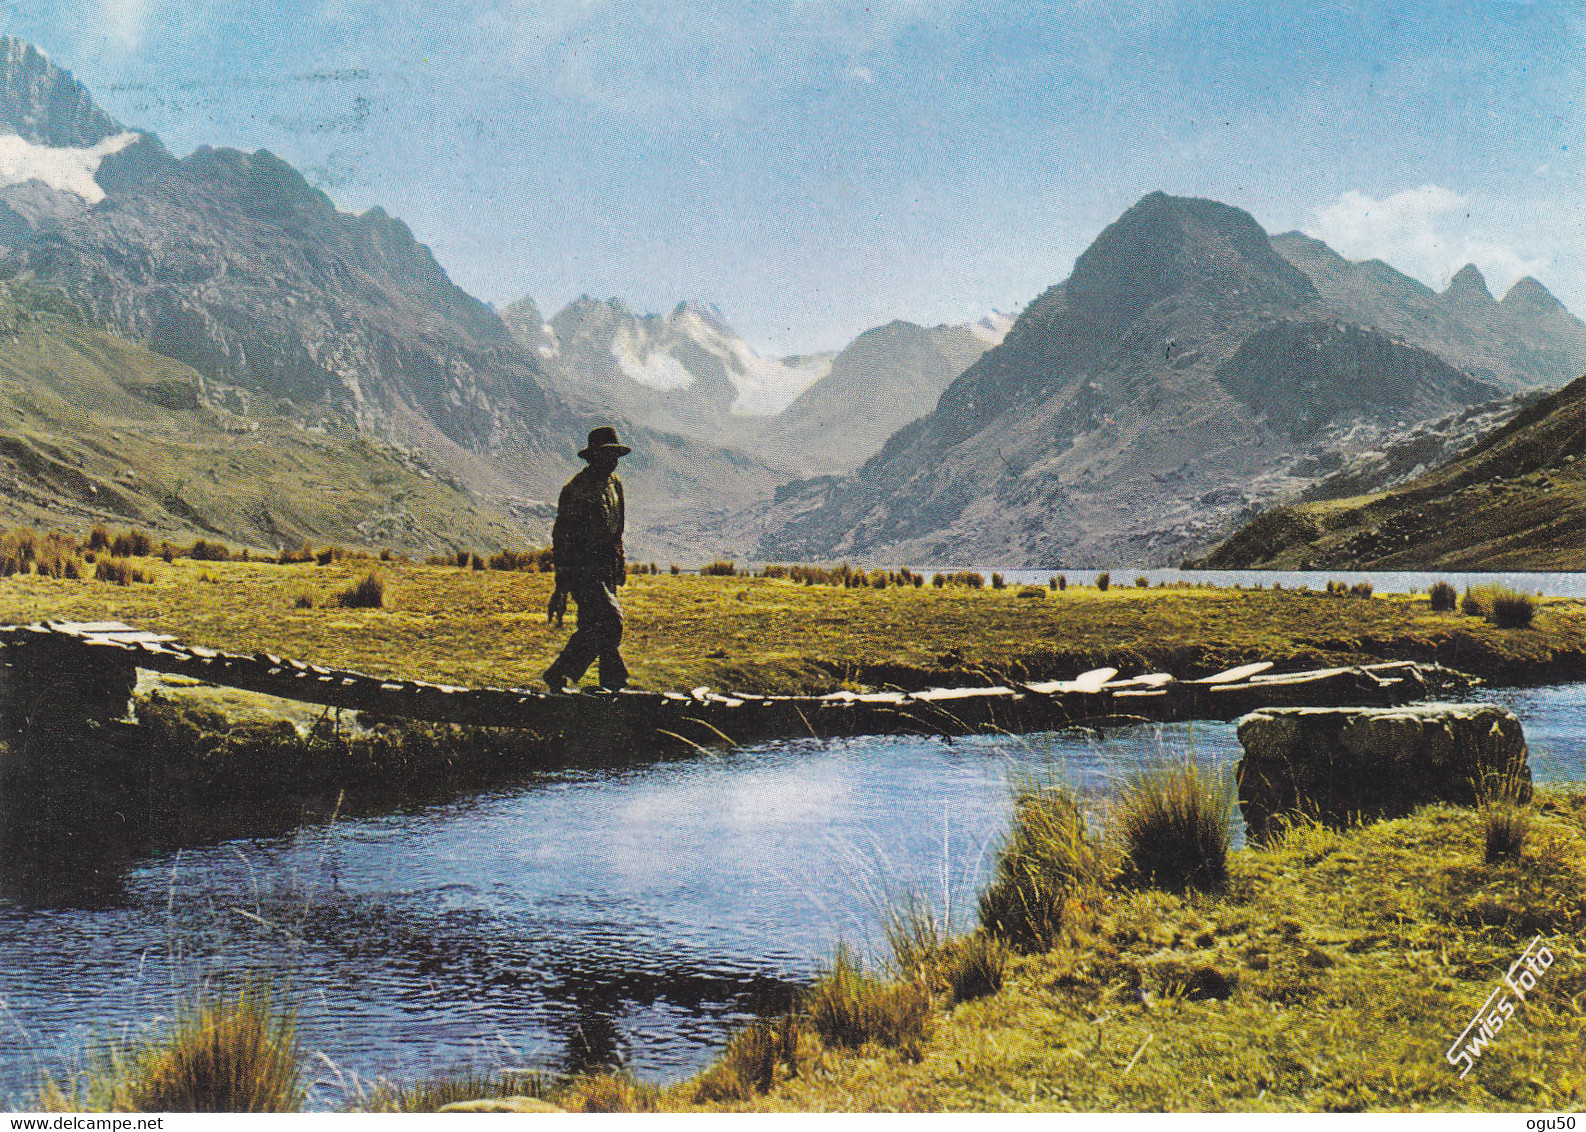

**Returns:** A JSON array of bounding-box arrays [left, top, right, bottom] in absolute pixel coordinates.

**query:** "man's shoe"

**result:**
[[543, 667, 572, 692]]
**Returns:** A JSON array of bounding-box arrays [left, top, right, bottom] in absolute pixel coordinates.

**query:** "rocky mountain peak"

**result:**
[[1501, 276, 1567, 316], [1064, 193, 1316, 346], [1443, 263, 1494, 303], [0, 37, 122, 147]]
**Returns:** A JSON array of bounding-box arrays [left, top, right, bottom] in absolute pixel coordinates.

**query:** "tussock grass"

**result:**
[[883, 894, 1008, 1005], [94, 556, 153, 585], [1463, 583, 1538, 629], [331, 570, 385, 608], [564, 1072, 664, 1113], [933, 932, 1009, 1003], [1429, 579, 1458, 612], [1115, 758, 1236, 893], [1483, 804, 1531, 862], [41, 983, 301, 1112], [978, 780, 1109, 953], [806, 944, 933, 1052], [692, 1015, 804, 1102], [362, 1068, 549, 1113], [1492, 591, 1537, 629]]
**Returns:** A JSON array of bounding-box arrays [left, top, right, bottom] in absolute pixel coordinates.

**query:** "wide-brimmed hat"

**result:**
[[578, 425, 631, 459]]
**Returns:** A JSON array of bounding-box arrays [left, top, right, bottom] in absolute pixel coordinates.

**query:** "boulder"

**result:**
[[1235, 703, 1529, 841]]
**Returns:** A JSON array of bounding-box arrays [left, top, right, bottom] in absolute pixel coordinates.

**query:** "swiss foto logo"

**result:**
[[1445, 934, 1556, 1078]]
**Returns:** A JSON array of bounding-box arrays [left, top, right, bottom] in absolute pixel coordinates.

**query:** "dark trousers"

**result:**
[[548, 580, 628, 689]]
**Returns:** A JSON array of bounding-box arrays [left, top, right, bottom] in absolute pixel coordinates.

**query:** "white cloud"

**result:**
[[1306, 185, 1548, 296], [95, 0, 155, 51]]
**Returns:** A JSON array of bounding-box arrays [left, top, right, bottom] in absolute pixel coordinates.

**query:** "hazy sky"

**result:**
[[4, 1, 1581, 354]]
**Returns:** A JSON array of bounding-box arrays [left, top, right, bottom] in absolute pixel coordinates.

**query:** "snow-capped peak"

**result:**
[[602, 300, 832, 415]]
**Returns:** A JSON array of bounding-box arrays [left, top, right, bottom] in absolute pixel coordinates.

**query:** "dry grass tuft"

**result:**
[[1483, 804, 1531, 863], [565, 1072, 664, 1113], [1115, 759, 1236, 893], [978, 781, 1108, 952], [1463, 583, 1537, 629], [362, 1068, 549, 1113], [94, 557, 154, 585], [693, 1015, 804, 1102], [331, 570, 385, 608], [41, 984, 302, 1113], [806, 945, 933, 1052]]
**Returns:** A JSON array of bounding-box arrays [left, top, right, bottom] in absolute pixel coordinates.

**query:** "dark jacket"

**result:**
[[552, 466, 625, 587]]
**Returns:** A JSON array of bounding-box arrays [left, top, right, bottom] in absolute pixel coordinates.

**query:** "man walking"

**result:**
[[543, 426, 631, 691]]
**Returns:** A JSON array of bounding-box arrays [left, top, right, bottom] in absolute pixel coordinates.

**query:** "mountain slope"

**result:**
[[1196, 372, 1586, 570], [755, 193, 1513, 567], [0, 284, 528, 550], [1272, 232, 1586, 393], [754, 320, 989, 477]]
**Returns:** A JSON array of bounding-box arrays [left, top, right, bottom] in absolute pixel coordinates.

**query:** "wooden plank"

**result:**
[[911, 686, 1017, 702], [1247, 666, 1351, 685]]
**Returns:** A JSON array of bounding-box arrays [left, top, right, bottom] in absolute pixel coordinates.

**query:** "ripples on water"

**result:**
[[3, 685, 1585, 1107]]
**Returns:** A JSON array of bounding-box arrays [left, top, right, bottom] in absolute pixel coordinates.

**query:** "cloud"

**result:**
[[1306, 185, 1548, 295], [95, 0, 156, 52]]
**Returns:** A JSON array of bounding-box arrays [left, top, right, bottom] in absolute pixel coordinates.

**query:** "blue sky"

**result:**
[[4, 1, 1581, 353]]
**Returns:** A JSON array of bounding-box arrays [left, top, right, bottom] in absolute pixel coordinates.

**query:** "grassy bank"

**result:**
[[4, 558, 1586, 693], [46, 784, 1586, 1113], [595, 784, 1586, 1112]]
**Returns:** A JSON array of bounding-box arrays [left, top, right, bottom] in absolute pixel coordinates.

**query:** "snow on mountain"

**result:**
[[611, 321, 697, 391], [967, 310, 1016, 345], [0, 129, 139, 203], [554, 298, 833, 416], [668, 304, 832, 415]]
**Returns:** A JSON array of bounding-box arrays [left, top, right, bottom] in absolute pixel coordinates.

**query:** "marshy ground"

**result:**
[[3, 556, 1586, 694]]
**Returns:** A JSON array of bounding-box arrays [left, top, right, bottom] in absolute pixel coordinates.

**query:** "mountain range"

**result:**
[[504, 295, 1002, 477], [0, 38, 802, 558], [0, 36, 1581, 569], [751, 193, 1586, 567]]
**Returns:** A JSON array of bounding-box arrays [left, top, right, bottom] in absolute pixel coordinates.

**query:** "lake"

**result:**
[[3, 679, 1584, 1108], [988, 568, 1586, 596]]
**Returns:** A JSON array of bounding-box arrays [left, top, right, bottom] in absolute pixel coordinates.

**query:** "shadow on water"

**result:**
[[0, 698, 715, 910]]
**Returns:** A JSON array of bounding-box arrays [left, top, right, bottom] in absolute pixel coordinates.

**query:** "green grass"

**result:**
[[3, 557, 1584, 696], [805, 944, 934, 1053], [692, 1015, 806, 1103], [360, 1068, 551, 1113]]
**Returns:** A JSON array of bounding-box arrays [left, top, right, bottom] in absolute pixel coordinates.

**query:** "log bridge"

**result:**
[[0, 620, 1478, 757]]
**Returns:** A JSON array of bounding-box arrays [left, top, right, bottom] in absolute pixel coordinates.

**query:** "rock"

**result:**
[[1235, 703, 1529, 841], [436, 1096, 564, 1114]]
